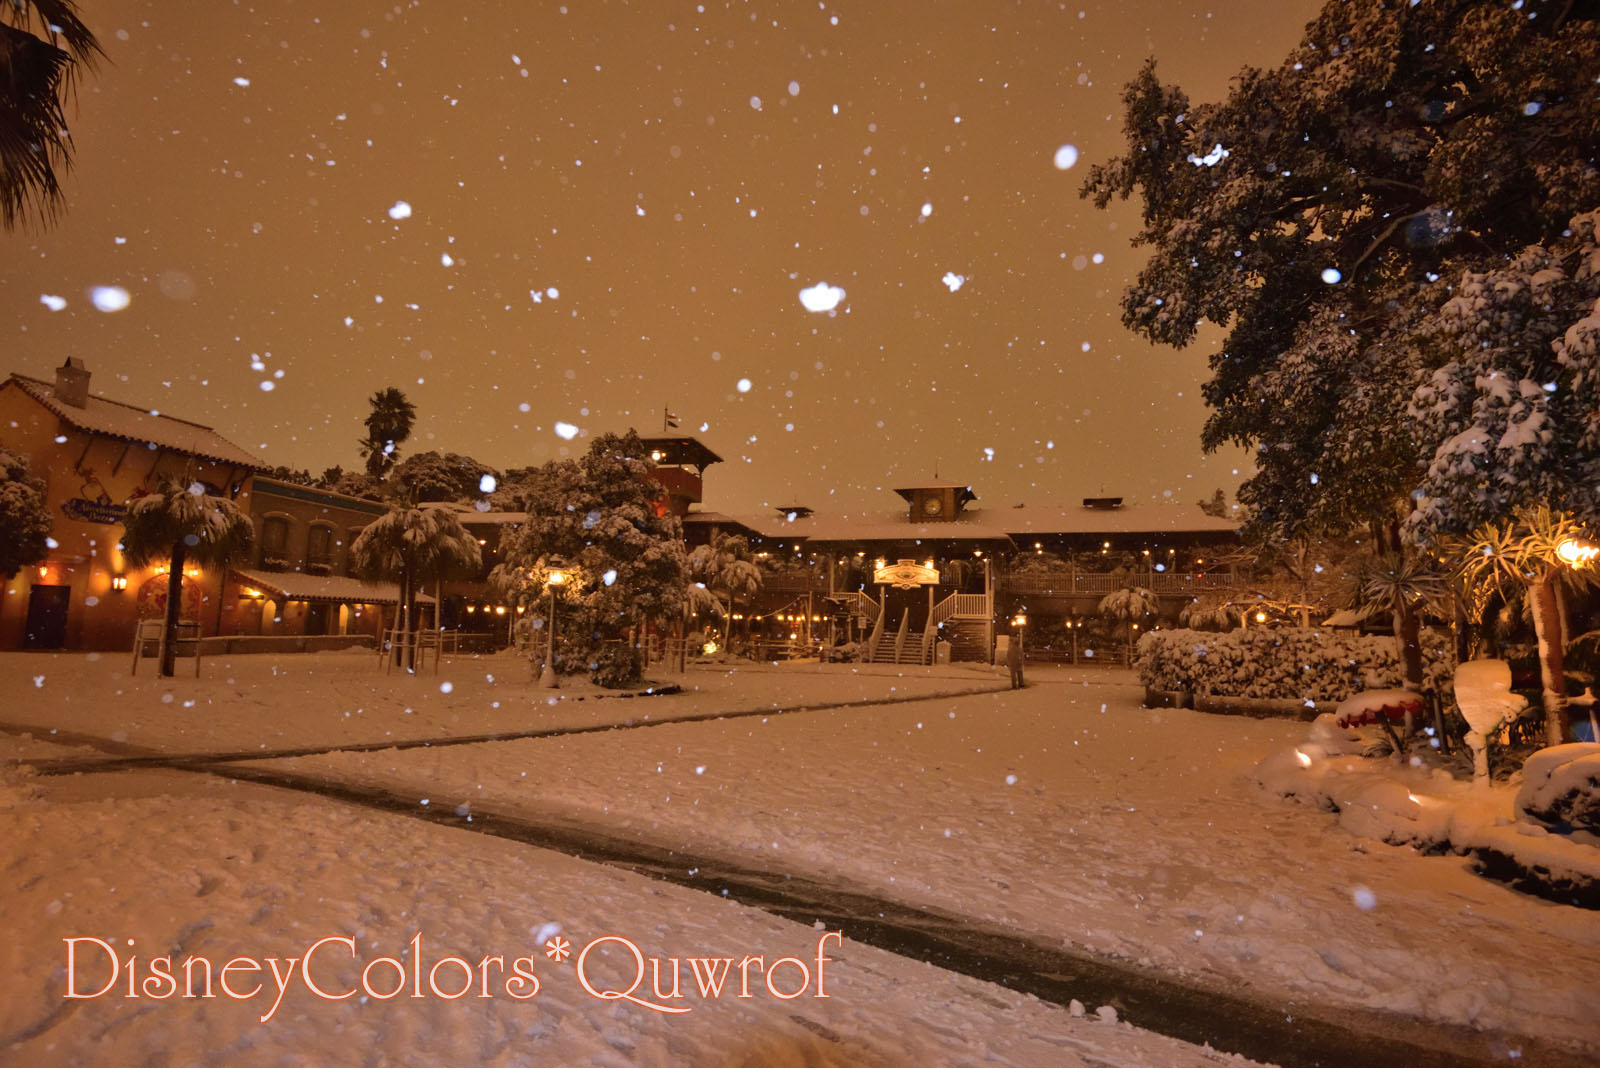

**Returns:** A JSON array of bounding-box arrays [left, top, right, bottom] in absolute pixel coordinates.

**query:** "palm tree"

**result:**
[[1345, 551, 1449, 690], [1, 1, 102, 230], [350, 500, 480, 670], [360, 387, 417, 476], [687, 532, 763, 649], [1177, 597, 1238, 633], [1450, 507, 1599, 746], [120, 475, 254, 677], [1099, 586, 1160, 665]]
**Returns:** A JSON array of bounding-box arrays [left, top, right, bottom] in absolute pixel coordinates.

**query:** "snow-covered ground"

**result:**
[[3, 648, 1597, 1065]]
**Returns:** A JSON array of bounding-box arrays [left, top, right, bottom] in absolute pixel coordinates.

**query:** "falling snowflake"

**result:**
[[798, 282, 845, 312]]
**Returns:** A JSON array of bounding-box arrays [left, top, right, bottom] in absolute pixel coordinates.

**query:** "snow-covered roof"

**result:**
[[748, 509, 1015, 545], [988, 503, 1240, 537], [233, 567, 433, 606], [731, 502, 1239, 545], [5, 374, 268, 471], [420, 502, 526, 525]]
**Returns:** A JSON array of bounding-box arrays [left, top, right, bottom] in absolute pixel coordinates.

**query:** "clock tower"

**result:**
[[893, 482, 976, 523]]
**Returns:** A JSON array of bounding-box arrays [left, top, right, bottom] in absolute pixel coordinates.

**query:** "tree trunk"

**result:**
[[1529, 570, 1568, 746], [403, 564, 418, 672], [161, 542, 187, 677], [1392, 601, 1423, 690]]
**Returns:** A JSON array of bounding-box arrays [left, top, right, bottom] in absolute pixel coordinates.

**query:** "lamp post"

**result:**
[[540, 564, 567, 688], [1065, 618, 1077, 664]]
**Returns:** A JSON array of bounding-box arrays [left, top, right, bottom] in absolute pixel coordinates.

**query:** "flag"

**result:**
[[664, 408, 680, 429]]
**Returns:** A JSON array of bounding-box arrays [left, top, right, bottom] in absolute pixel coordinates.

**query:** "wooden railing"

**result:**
[[762, 567, 830, 591], [864, 602, 887, 662], [891, 608, 911, 663], [1003, 571, 1236, 595], [832, 590, 882, 624]]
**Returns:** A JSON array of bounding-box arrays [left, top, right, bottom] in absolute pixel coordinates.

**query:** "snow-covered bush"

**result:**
[[1516, 744, 1600, 834], [1136, 627, 1449, 703], [589, 642, 642, 689]]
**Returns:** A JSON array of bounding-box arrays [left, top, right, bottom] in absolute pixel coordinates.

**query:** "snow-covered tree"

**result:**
[[1081, 1, 1600, 545], [1345, 551, 1449, 689], [119, 475, 253, 677], [1177, 597, 1238, 633], [1406, 213, 1600, 539], [502, 431, 689, 686], [1099, 586, 1160, 664], [390, 450, 502, 505], [350, 500, 481, 672], [0, 448, 50, 582], [687, 532, 763, 647]]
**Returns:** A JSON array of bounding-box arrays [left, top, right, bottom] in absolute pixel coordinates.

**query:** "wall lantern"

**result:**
[[110, 574, 128, 591]]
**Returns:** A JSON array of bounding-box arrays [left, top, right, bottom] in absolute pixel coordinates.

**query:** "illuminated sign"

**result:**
[[873, 559, 941, 589]]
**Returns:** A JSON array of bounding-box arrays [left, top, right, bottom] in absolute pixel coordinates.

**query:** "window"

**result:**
[[261, 516, 290, 569], [307, 524, 332, 565]]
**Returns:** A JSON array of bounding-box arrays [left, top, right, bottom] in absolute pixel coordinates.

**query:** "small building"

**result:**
[[226, 477, 422, 641], [0, 360, 268, 651]]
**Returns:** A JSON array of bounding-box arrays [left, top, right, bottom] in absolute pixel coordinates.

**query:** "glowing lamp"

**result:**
[[1556, 538, 1599, 567]]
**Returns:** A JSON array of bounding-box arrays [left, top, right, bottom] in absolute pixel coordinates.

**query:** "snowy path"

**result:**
[[5, 651, 1598, 1064], [73, 759, 1578, 1068]]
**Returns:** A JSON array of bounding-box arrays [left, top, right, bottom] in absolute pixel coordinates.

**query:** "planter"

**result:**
[[1143, 687, 1192, 709], [1193, 694, 1326, 721]]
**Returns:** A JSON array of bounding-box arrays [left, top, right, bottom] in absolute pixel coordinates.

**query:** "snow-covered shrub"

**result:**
[[589, 642, 642, 688], [1516, 744, 1600, 834], [1135, 627, 1449, 703]]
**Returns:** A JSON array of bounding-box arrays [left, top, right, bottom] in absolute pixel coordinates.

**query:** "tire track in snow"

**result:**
[[4, 680, 1008, 776]]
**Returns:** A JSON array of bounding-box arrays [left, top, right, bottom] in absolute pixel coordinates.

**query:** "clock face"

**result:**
[[922, 496, 943, 516]]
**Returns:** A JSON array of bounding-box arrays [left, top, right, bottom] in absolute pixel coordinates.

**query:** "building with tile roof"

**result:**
[[0, 359, 269, 651]]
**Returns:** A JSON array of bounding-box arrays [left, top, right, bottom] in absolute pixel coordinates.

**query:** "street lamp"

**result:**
[[540, 563, 568, 688]]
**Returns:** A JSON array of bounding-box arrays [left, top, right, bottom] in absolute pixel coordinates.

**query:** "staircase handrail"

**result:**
[[891, 608, 910, 663], [864, 600, 887, 662]]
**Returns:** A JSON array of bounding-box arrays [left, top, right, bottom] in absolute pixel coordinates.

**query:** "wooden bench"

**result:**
[[131, 619, 203, 677]]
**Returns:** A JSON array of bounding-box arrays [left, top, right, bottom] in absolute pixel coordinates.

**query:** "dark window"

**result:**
[[307, 524, 333, 566], [261, 516, 290, 569]]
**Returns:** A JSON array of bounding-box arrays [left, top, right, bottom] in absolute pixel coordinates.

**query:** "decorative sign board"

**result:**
[[61, 497, 128, 524], [873, 559, 941, 589]]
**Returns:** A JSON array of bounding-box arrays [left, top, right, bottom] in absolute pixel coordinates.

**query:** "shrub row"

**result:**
[[1136, 627, 1450, 703]]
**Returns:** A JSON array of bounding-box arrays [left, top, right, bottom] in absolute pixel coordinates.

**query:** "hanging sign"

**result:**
[[873, 559, 941, 589], [61, 497, 127, 524]]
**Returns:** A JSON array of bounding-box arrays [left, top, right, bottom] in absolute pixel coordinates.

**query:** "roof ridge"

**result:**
[[12, 373, 219, 430]]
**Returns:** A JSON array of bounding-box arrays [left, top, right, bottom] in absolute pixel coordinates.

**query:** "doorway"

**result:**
[[24, 585, 70, 648]]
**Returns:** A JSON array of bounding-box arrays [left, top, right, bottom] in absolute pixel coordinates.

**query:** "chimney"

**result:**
[[55, 357, 90, 408]]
